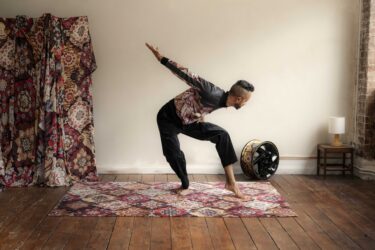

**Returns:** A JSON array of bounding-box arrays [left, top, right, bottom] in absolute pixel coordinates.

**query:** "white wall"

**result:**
[[0, 0, 360, 174]]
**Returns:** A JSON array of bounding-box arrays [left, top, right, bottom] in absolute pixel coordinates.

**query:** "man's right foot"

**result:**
[[175, 186, 190, 195]]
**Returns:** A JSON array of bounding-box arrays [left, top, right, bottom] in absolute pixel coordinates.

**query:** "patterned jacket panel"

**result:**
[[160, 57, 228, 125]]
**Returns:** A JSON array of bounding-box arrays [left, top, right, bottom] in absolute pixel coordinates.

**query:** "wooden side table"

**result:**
[[317, 144, 354, 177]]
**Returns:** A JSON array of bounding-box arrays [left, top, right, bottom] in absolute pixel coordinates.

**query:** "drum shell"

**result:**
[[240, 139, 262, 178], [240, 139, 279, 180]]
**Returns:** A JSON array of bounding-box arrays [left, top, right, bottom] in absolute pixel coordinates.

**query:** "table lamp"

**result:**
[[328, 116, 345, 146]]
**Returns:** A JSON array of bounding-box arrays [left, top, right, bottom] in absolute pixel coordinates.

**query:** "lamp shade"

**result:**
[[328, 116, 345, 134]]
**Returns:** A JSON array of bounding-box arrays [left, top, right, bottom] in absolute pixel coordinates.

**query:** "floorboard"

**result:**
[[0, 174, 374, 249]]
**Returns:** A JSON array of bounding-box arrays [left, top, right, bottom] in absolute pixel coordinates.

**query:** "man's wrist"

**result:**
[[160, 57, 169, 65]]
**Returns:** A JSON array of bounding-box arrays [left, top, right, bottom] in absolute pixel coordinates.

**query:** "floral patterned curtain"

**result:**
[[0, 13, 99, 188]]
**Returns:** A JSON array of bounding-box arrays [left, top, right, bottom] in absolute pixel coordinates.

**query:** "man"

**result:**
[[146, 43, 254, 199]]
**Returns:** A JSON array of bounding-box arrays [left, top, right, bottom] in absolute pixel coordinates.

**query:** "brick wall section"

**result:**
[[355, 0, 375, 159]]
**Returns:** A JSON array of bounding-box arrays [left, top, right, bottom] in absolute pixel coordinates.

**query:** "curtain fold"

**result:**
[[0, 13, 99, 187]]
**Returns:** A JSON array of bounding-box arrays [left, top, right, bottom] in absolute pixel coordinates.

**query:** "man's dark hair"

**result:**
[[229, 80, 254, 97]]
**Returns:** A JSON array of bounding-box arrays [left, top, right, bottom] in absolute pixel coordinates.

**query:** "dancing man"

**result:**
[[146, 43, 254, 198]]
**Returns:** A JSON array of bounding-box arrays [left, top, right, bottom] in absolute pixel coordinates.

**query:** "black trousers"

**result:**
[[156, 99, 238, 182]]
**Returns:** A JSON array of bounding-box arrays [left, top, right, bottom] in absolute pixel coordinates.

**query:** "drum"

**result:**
[[240, 139, 279, 180]]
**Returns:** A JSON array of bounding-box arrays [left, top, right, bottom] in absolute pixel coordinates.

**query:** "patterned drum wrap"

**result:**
[[240, 140, 279, 180]]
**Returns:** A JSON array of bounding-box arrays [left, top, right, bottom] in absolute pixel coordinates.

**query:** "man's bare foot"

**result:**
[[173, 186, 190, 196], [225, 182, 246, 199], [172, 185, 189, 195]]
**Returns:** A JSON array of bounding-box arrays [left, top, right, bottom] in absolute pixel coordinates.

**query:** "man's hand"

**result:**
[[194, 113, 205, 123], [145, 42, 162, 61], [145, 42, 188, 70]]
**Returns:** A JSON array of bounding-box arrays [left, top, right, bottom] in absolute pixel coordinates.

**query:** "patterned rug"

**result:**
[[48, 181, 297, 217]]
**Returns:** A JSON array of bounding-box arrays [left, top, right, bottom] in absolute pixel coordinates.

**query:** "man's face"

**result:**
[[234, 92, 251, 109]]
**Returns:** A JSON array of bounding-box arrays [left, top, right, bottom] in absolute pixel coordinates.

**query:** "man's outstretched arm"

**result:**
[[145, 42, 215, 91]]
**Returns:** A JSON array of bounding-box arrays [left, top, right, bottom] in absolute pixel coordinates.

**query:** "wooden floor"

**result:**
[[0, 174, 375, 250]]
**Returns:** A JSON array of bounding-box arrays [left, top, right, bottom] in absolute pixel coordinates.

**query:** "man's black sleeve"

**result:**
[[160, 56, 216, 93]]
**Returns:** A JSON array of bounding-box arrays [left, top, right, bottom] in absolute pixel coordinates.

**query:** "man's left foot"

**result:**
[[225, 182, 247, 199]]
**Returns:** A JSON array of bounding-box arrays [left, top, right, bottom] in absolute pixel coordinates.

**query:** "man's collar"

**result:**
[[220, 91, 229, 107]]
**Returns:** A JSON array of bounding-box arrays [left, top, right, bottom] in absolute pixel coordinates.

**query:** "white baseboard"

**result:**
[[98, 158, 371, 176], [98, 159, 321, 175]]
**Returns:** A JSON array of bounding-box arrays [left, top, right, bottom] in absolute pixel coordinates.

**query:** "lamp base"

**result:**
[[331, 134, 343, 147]]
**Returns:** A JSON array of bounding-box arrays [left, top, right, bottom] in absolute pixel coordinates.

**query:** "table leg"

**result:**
[[317, 147, 320, 176], [343, 152, 346, 176], [324, 150, 327, 178], [351, 149, 354, 178]]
